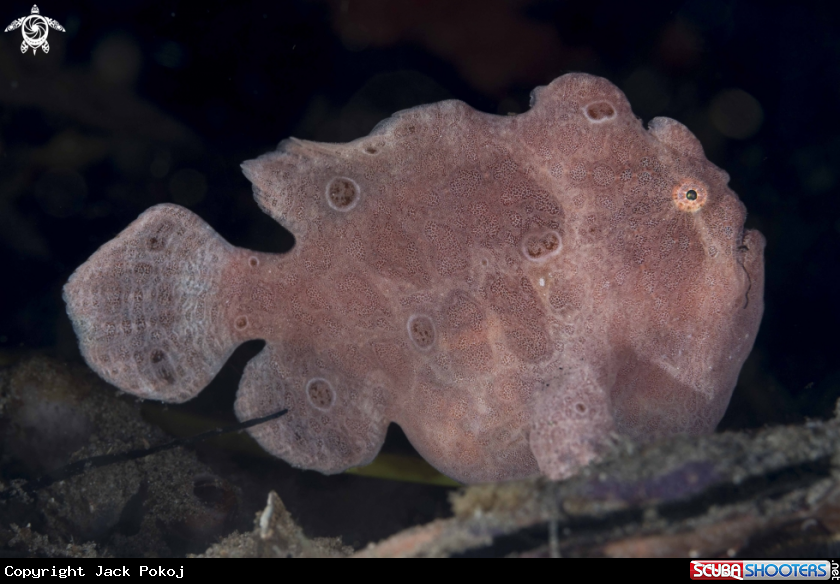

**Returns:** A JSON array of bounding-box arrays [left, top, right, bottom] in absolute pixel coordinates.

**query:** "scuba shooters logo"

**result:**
[[692, 561, 744, 580], [691, 560, 834, 580]]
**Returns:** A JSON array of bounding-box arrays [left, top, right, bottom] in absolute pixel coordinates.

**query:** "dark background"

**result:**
[[1, 0, 839, 550]]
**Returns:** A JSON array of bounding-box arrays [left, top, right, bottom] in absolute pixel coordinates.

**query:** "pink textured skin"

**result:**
[[63, 74, 765, 484]]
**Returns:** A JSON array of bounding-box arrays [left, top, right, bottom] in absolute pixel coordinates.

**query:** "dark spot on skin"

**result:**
[[151, 349, 165, 363], [148, 236, 164, 251], [364, 146, 378, 155], [306, 378, 335, 410], [327, 177, 359, 211], [523, 231, 562, 261], [235, 316, 248, 330], [158, 366, 175, 384], [575, 403, 587, 414], [585, 101, 616, 121], [249, 256, 259, 267], [408, 315, 435, 350]]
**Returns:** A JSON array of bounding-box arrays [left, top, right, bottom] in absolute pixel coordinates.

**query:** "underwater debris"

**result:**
[[358, 406, 840, 557], [196, 491, 351, 558], [0, 357, 244, 556]]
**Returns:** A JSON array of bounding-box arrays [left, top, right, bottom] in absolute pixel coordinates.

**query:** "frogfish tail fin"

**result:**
[[63, 204, 238, 402]]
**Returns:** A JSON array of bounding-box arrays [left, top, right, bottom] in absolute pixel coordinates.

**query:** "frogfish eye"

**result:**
[[672, 181, 708, 212]]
